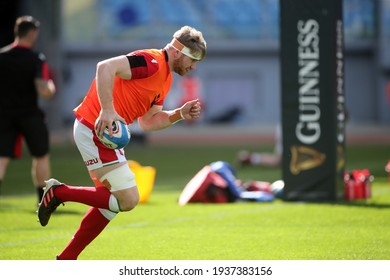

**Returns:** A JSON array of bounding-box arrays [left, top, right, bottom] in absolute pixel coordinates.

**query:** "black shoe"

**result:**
[[38, 179, 64, 226]]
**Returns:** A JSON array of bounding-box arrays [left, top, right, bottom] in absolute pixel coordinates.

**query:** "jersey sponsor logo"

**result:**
[[151, 59, 157, 64], [85, 158, 99, 166]]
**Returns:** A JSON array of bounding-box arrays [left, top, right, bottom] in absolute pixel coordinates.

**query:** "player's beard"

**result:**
[[173, 56, 190, 76]]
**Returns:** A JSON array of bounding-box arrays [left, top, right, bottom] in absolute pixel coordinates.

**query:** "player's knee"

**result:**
[[120, 192, 139, 212], [99, 164, 139, 211]]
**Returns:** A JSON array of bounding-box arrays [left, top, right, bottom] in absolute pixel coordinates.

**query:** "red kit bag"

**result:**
[[344, 169, 373, 200]]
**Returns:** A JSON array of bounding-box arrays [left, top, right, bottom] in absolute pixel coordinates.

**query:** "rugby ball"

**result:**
[[96, 120, 131, 149]]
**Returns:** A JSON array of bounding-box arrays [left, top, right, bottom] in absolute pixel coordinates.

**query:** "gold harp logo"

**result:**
[[337, 144, 346, 172], [290, 145, 326, 175]]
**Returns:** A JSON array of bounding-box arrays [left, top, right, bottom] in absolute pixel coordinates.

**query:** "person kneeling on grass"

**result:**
[[37, 26, 207, 260]]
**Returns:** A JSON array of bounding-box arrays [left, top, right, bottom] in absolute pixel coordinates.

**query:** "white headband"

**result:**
[[170, 38, 202, 61]]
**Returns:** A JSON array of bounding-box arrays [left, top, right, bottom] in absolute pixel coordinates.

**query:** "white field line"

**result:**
[[0, 204, 282, 248], [107, 203, 283, 231]]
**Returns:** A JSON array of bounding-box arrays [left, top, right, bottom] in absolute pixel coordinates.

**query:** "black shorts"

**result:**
[[0, 111, 49, 158]]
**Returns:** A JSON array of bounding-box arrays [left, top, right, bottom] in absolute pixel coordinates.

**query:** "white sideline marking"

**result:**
[[108, 204, 283, 231], [0, 204, 282, 248], [0, 234, 70, 248]]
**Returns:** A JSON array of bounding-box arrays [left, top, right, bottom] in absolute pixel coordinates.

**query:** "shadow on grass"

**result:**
[[0, 201, 84, 216], [282, 200, 390, 209], [335, 201, 390, 209], [32, 209, 85, 216]]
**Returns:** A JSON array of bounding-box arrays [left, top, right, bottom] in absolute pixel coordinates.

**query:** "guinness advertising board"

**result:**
[[280, 0, 346, 201]]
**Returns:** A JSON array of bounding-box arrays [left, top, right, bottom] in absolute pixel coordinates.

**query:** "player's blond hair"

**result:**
[[173, 26, 207, 61]]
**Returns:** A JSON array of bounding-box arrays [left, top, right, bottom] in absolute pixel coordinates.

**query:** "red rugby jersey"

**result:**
[[74, 49, 172, 126]]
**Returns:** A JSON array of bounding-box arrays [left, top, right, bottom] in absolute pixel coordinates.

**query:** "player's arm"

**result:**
[[96, 55, 132, 110], [138, 99, 201, 131], [35, 78, 55, 99], [35, 56, 56, 99], [94, 55, 130, 137]]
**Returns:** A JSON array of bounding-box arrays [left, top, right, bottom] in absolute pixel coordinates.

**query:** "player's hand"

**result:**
[[180, 99, 201, 120], [95, 110, 126, 138]]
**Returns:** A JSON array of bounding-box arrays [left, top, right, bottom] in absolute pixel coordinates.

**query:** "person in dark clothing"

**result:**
[[0, 15, 56, 203]]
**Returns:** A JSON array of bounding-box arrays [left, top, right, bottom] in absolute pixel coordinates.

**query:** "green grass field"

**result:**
[[0, 142, 389, 260]]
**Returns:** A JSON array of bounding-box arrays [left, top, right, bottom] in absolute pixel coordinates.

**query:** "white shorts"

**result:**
[[73, 118, 127, 171]]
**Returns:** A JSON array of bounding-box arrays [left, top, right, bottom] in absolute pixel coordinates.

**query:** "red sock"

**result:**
[[54, 185, 111, 209], [57, 207, 110, 260]]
